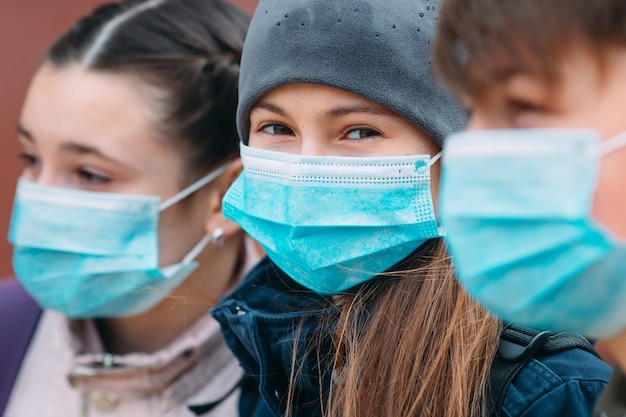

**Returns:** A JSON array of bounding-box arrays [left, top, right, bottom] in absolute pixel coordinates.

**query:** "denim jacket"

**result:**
[[212, 257, 611, 417]]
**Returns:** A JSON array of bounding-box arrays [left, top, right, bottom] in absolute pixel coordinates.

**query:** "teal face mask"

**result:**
[[439, 129, 626, 338], [8, 165, 227, 318], [223, 143, 443, 295]]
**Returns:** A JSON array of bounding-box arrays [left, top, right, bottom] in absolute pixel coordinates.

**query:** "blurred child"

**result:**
[[1, 1, 258, 416], [211, 1, 612, 416], [434, 0, 626, 414]]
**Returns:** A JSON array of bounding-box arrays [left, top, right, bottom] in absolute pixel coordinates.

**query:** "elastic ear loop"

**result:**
[[429, 152, 443, 166], [159, 163, 230, 211], [428, 151, 446, 236], [600, 131, 626, 156], [181, 234, 212, 265], [160, 163, 231, 264]]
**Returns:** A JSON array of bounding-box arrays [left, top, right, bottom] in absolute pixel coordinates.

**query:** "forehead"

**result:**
[[20, 65, 182, 170], [462, 43, 610, 104], [23, 64, 156, 135]]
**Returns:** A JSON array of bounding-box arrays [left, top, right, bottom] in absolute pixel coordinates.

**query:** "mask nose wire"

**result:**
[[158, 163, 230, 212], [600, 131, 626, 157]]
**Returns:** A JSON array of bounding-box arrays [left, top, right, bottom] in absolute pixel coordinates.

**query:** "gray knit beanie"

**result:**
[[236, 0, 465, 146]]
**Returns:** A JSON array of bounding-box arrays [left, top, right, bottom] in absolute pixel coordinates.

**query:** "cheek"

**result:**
[[156, 210, 186, 265], [247, 133, 261, 148], [592, 151, 626, 239], [156, 203, 207, 266]]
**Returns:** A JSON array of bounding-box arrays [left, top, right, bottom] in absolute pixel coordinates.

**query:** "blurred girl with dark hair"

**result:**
[[2, 0, 258, 415]]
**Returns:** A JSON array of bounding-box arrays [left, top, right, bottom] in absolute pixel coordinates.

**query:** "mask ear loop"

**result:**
[[429, 152, 443, 166], [181, 234, 213, 265], [600, 131, 626, 156], [160, 163, 231, 266], [159, 163, 230, 212], [428, 151, 446, 236]]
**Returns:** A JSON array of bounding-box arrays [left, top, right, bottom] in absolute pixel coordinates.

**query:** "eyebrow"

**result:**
[[252, 101, 395, 120], [59, 142, 120, 164], [251, 102, 288, 118], [17, 123, 120, 164], [325, 103, 394, 119], [17, 124, 33, 141]]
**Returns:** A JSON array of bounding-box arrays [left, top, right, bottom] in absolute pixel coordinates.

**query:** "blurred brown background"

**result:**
[[0, 0, 258, 278]]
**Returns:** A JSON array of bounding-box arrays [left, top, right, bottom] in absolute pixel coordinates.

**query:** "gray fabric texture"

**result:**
[[237, 0, 466, 146]]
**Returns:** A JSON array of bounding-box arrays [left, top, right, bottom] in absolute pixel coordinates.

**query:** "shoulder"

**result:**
[[0, 278, 42, 350], [0, 278, 42, 327], [502, 347, 611, 417], [0, 277, 41, 360], [0, 278, 36, 311]]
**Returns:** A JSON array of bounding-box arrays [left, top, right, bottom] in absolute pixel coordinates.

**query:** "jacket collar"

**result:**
[[212, 257, 337, 416]]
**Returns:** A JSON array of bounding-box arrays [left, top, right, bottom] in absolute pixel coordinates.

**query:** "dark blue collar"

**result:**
[[211, 257, 336, 416]]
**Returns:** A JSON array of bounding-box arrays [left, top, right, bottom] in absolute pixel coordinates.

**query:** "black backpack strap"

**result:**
[[189, 375, 251, 416], [0, 278, 42, 416], [486, 323, 598, 417]]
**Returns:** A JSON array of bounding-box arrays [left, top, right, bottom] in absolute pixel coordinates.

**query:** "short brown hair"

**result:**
[[434, 0, 626, 100]]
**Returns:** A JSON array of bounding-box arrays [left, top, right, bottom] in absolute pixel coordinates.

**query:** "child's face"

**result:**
[[18, 64, 214, 267], [464, 48, 626, 239], [248, 82, 441, 200]]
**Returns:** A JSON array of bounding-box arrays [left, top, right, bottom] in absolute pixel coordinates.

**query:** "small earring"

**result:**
[[211, 227, 225, 248]]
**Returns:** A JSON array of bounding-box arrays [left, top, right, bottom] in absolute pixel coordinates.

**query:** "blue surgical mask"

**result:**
[[8, 165, 227, 318], [439, 129, 626, 338], [223, 143, 442, 295]]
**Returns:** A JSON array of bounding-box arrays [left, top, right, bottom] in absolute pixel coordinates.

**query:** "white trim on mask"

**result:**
[[444, 129, 600, 158]]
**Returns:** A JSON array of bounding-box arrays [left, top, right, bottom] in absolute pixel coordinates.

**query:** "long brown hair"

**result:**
[[305, 239, 501, 417]]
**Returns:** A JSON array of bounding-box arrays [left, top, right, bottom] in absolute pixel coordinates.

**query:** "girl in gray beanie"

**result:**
[[211, 1, 610, 417]]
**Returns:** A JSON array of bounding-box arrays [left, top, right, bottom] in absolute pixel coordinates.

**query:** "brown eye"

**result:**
[[345, 128, 381, 139], [18, 152, 40, 167], [260, 124, 295, 136], [508, 99, 545, 114], [78, 168, 111, 184]]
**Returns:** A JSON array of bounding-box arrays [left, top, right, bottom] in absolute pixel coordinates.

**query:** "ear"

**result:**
[[204, 158, 243, 239]]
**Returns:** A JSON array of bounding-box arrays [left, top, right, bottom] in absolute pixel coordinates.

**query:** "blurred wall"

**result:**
[[0, 0, 258, 278]]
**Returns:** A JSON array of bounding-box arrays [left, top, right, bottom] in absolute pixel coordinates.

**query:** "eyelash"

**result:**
[[507, 99, 546, 114], [344, 127, 382, 140], [258, 124, 382, 142], [78, 168, 111, 184], [18, 152, 39, 167], [17, 152, 111, 185], [258, 123, 295, 136]]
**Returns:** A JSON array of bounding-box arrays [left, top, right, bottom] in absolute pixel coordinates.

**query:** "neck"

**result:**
[[96, 233, 246, 354]]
